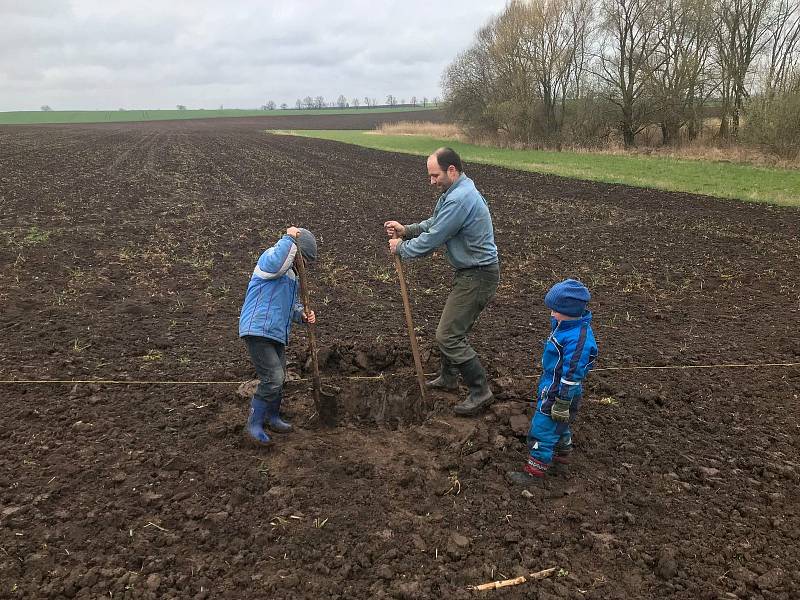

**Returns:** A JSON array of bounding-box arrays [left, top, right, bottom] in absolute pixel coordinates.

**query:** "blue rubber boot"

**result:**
[[265, 398, 292, 433], [245, 398, 272, 446]]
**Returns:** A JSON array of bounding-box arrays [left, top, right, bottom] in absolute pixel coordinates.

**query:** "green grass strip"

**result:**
[[0, 107, 436, 126], [280, 130, 800, 206]]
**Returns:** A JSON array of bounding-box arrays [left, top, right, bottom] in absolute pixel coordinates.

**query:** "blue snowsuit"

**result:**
[[527, 312, 598, 472]]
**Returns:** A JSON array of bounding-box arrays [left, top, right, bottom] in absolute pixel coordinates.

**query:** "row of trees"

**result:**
[[443, 0, 800, 155], [285, 95, 440, 110]]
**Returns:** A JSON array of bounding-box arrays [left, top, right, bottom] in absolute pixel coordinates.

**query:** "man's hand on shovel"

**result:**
[[302, 310, 316, 324], [384, 220, 406, 240]]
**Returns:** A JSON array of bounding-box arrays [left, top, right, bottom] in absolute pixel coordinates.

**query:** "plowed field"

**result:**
[[1, 113, 799, 599]]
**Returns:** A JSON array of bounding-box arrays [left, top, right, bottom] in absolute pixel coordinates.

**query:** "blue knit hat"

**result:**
[[544, 279, 591, 317], [295, 228, 317, 262]]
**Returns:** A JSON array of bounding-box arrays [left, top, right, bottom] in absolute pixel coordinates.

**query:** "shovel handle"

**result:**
[[293, 247, 326, 422], [392, 242, 427, 404]]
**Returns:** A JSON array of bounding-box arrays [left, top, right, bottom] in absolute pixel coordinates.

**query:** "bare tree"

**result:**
[[520, 0, 594, 137], [597, 0, 666, 146], [386, 94, 398, 105], [303, 96, 314, 109], [443, 21, 502, 134], [336, 94, 348, 108], [647, 0, 717, 143], [444, 0, 593, 143], [715, 0, 773, 137], [296, 99, 303, 109], [351, 97, 361, 108], [764, 0, 800, 97], [314, 96, 326, 109], [410, 95, 417, 105]]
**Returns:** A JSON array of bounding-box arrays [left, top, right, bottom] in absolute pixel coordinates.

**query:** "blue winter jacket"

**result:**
[[537, 312, 598, 411], [398, 174, 498, 269], [238, 235, 305, 345]]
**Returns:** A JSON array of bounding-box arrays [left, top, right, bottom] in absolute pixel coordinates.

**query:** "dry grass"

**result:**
[[373, 121, 465, 140], [370, 119, 799, 169]]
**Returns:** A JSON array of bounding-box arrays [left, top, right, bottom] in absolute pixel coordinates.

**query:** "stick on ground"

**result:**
[[469, 567, 558, 591]]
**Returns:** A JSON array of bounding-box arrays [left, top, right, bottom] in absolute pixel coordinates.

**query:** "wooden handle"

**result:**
[[293, 247, 333, 425], [393, 252, 427, 404]]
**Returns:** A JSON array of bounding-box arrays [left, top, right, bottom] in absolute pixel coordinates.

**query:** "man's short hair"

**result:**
[[434, 147, 463, 173]]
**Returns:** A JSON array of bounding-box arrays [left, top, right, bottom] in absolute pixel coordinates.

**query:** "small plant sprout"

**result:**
[[445, 472, 462, 495], [23, 226, 51, 245], [72, 339, 90, 352]]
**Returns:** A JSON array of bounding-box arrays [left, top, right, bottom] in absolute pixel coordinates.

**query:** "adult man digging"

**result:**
[[385, 147, 499, 416]]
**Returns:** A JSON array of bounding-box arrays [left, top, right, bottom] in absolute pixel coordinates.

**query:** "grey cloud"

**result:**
[[0, 0, 507, 110]]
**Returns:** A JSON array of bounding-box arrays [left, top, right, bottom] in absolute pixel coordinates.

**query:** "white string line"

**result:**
[[0, 362, 798, 385]]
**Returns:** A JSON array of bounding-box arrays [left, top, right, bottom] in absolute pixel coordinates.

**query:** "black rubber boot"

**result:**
[[453, 357, 494, 416], [426, 357, 459, 391]]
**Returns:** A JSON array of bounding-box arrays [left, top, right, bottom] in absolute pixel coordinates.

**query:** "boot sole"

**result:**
[[267, 426, 293, 434], [426, 384, 459, 392], [244, 429, 274, 447], [453, 395, 495, 416], [505, 470, 544, 487]]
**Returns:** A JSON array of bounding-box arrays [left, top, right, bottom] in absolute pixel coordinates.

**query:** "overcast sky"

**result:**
[[0, 0, 508, 112]]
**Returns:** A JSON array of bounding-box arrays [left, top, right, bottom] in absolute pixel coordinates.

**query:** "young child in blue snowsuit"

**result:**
[[239, 227, 317, 447], [507, 279, 598, 485]]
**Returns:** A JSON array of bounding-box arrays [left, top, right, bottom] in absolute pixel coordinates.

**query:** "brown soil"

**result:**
[[1, 113, 799, 600]]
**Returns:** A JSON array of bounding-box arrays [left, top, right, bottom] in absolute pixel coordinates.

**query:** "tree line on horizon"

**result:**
[[442, 0, 800, 158], [279, 95, 440, 111]]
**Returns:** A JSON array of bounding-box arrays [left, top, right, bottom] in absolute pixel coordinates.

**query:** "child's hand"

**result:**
[[551, 398, 571, 422], [286, 226, 301, 238], [303, 310, 316, 324]]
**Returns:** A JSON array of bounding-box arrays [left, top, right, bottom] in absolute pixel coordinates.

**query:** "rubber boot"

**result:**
[[265, 398, 292, 433], [551, 453, 571, 477], [245, 398, 273, 446], [426, 357, 459, 391], [506, 457, 548, 486], [453, 357, 494, 416]]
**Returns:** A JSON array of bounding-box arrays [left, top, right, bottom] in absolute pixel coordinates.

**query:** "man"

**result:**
[[385, 147, 499, 416]]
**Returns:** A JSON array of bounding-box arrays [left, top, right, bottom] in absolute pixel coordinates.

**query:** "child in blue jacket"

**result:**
[[239, 226, 317, 447], [507, 279, 598, 485]]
